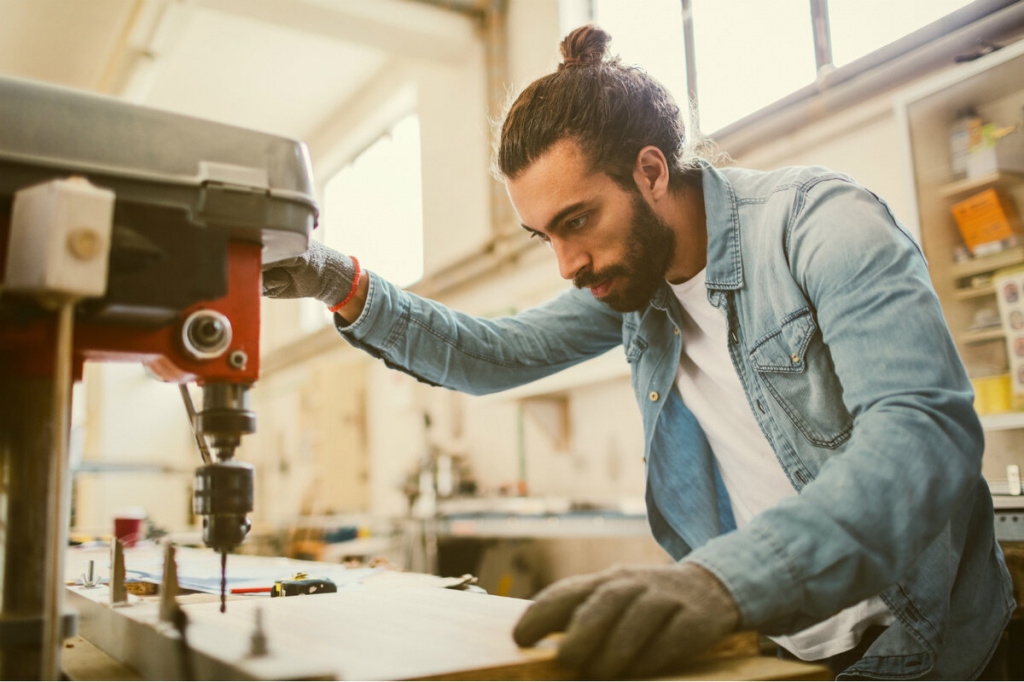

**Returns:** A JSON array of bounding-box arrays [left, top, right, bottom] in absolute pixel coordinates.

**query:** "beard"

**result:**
[[573, 192, 676, 312]]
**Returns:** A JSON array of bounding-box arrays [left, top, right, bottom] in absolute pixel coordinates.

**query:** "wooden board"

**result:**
[[64, 547, 828, 681], [62, 636, 144, 681]]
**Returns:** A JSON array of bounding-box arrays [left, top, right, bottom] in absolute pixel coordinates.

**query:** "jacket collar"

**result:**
[[644, 161, 743, 313], [700, 161, 744, 291]]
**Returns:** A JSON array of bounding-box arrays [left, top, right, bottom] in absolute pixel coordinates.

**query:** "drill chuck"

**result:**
[[193, 460, 254, 553]]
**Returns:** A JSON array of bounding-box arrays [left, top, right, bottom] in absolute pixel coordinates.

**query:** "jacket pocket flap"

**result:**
[[749, 310, 815, 373], [625, 335, 648, 362]]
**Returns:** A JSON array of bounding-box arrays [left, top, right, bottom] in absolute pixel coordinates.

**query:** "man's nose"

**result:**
[[552, 239, 588, 281]]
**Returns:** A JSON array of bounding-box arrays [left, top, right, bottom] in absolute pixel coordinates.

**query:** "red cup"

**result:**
[[114, 516, 143, 547]]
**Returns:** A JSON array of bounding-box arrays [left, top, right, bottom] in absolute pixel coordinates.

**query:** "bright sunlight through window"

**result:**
[[322, 113, 424, 287], [828, 0, 976, 67], [597, 0, 984, 136], [691, 0, 818, 134], [300, 113, 424, 330], [593, 0, 691, 134]]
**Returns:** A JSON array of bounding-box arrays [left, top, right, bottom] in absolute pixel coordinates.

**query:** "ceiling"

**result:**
[[0, 0, 481, 144]]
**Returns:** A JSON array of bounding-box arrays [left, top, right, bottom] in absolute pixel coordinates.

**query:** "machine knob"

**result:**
[[182, 309, 233, 359]]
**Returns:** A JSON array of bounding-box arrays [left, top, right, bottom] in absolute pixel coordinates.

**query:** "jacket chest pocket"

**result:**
[[623, 327, 653, 406], [749, 309, 853, 449], [625, 334, 647, 363]]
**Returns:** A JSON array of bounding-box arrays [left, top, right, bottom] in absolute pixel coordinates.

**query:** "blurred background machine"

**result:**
[[0, 75, 316, 679]]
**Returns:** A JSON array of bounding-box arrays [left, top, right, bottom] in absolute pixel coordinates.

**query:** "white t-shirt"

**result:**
[[670, 269, 893, 661]]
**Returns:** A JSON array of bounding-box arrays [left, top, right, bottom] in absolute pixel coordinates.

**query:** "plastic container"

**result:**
[[949, 107, 980, 180], [972, 374, 1013, 414]]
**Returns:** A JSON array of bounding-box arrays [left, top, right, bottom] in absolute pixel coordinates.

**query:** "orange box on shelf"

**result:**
[[951, 188, 1019, 254]]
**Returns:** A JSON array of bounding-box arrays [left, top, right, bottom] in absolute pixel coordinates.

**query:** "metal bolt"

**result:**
[[80, 560, 101, 588], [67, 228, 101, 260], [228, 350, 248, 370], [194, 318, 225, 347]]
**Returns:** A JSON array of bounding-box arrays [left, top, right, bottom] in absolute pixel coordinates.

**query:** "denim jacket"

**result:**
[[337, 162, 1015, 679]]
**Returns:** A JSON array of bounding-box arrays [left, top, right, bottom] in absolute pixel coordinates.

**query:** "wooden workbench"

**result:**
[[62, 546, 829, 681]]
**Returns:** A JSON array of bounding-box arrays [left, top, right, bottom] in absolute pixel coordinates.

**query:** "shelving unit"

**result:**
[[961, 328, 1007, 344], [954, 284, 996, 301], [896, 38, 1024, 487], [949, 245, 1024, 280], [938, 170, 1024, 200], [980, 412, 1024, 432]]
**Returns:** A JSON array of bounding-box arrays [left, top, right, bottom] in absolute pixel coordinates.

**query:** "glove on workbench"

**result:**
[[261, 240, 358, 307], [513, 561, 740, 680]]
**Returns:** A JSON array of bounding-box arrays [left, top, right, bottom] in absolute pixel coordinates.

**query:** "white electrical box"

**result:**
[[4, 177, 115, 298]]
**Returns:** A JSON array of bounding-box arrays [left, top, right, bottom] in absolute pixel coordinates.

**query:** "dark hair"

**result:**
[[497, 25, 705, 192]]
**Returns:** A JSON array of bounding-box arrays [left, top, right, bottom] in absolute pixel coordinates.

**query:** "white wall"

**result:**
[[727, 93, 914, 228], [75, 363, 194, 535]]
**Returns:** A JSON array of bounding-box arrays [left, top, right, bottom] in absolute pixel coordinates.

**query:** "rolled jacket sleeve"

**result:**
[[334, 270, 625, 395]]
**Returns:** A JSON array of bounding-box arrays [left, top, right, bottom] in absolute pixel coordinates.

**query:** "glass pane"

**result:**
[[691, 0, 818, 134], [829, 0, 976, 68], [322, 113, 424, 288], [304, 113, 424, 329], [592, 0, 691, 133]]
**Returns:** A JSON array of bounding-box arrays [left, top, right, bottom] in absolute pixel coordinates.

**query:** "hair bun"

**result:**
[[558, 25, 611, 71]]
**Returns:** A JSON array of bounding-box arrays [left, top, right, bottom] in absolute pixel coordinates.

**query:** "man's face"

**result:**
[[506, 139, 675, 312]]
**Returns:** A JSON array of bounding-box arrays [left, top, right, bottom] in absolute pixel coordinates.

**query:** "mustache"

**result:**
[[574, 265, 629, 290]]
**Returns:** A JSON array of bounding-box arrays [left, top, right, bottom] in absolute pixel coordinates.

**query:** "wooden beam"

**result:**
[[194, 0, 477, 64]]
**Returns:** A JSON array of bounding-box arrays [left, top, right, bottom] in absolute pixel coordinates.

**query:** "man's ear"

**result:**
[[633, 146, 670, 200]]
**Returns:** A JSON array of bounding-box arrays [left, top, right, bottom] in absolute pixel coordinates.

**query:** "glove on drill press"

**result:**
[[261, 240, 358, 307], [513, 561, 740, 680]]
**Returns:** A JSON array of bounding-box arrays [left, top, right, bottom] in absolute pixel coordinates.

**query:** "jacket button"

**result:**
[[791, 353, 800, 363], [649, 391, 659, 401], [674, 327, 680, 335], [757, 399, 765, 413], [730, 331, 738, 344]]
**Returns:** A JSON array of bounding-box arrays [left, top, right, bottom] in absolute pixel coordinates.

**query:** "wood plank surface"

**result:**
[[62, 636, 144, 681], [64, 547, 828, 681]]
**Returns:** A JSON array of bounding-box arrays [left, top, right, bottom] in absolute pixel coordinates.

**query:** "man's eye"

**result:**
[[566, 214, 588, 230], [529, 231, 550, 243]]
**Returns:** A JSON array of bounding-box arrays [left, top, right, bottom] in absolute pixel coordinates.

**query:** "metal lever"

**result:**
[[179, 383, 212, 465]]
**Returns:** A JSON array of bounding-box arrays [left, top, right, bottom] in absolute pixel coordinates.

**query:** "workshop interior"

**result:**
[[1, 0, 1024, 679]]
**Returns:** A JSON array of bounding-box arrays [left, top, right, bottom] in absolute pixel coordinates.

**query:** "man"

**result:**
[[263, 25, 1014, 680]]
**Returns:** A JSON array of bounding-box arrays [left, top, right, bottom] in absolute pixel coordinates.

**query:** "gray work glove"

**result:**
[[513, 562, 740, 680], [261, 240, 358, 307]]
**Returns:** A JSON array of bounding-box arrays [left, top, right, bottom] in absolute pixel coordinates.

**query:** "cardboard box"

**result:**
[[952, 188, 1019, 254]]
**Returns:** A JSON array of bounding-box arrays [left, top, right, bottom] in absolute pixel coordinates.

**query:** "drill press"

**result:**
[[0, 75, 316, 678]]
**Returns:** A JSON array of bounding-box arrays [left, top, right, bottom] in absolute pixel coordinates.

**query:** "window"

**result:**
[[690, 0, 817, 134], [829, 0, 976, 68], [300, 112, 424, 330], [596, 0, 1011, 136], [593, 0, 698, 138], [593, 0, 689, 114], [322, 113, 423, 287]]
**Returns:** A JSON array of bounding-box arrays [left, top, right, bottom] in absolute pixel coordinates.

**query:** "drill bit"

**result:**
[[220, 551, 227, 613]]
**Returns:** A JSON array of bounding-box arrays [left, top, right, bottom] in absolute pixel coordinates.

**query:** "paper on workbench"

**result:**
[[123, 551, 382, 595]]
